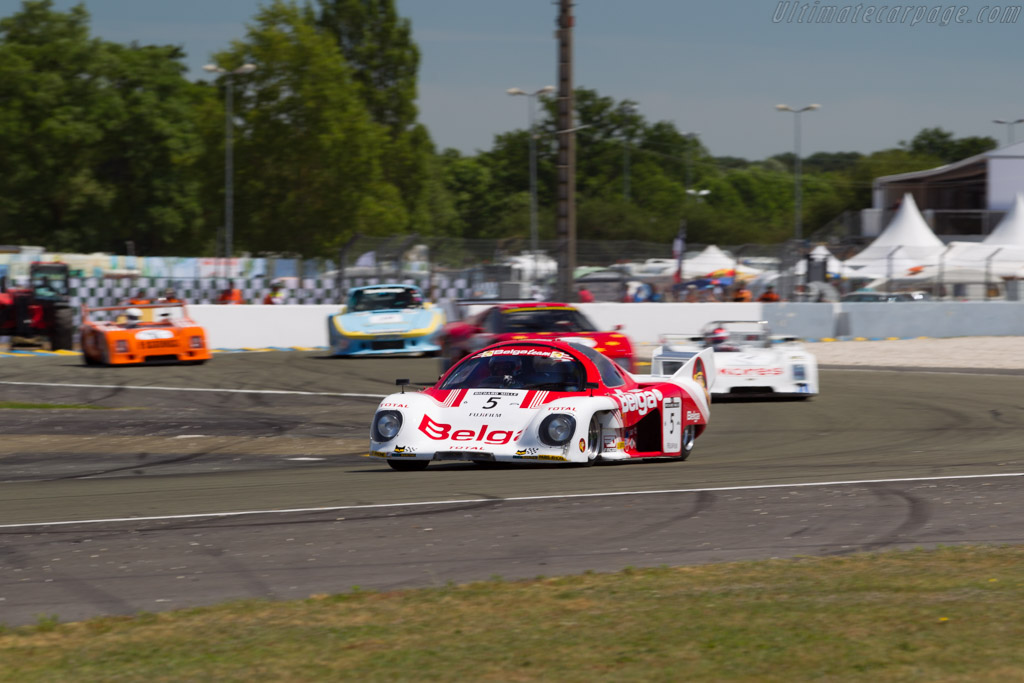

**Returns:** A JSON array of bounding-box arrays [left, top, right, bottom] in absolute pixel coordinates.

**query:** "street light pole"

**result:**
[[621, 103, 638, 201], [776, 104, 820, 242], [204, 63, 257, 267], [993, 118, 1024, 146], [507, 85, 555, 284]]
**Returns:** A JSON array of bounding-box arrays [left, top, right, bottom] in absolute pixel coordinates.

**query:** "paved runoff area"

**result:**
[[808, 335, 1024, 371]]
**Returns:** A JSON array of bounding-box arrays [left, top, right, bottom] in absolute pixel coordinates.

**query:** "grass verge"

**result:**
[[1, 545, 1023, 681]]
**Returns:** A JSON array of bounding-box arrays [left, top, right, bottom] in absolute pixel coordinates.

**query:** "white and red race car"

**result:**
[[368, 339, 715, 470], [652, 320, 819, 400]]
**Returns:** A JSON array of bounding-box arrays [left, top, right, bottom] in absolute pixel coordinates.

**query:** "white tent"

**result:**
[[984, 192, 1024, 246], [681, 245, 762, 278], [794, 244, 844, 276], [904, 193, 1024, 282], [843, 193, 944, 278]]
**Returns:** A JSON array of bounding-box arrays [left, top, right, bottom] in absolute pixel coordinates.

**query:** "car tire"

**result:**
[[590, 416, 603, 464], [677, 424, 696, 461], [580, 415, 603, 466], [387, 460, 430, 472], [50, 305, 74, 351]]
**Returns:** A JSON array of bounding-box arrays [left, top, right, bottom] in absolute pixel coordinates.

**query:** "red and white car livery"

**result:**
[[653, 320, 819, 399], [369, 339, 715, 470]]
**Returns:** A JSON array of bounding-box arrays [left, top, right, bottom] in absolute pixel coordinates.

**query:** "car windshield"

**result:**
[[500, 307, 597, 333], [31, 273, 67, 300], [349, 287, 420, 312], [440, 348, 587, 392]]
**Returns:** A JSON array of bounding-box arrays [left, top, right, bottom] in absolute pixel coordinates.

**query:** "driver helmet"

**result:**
[[708, 327, 729, 345], [126, 307, 143, 323], [489, 355, 522, 377]]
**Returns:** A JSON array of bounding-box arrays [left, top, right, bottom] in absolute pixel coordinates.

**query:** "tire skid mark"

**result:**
[[822, 484, 933, 556]]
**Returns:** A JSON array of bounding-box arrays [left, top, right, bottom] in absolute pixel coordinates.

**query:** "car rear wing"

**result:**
[[649, 345, 716, 391], [659, 333, 705, 345], [82, 302, 189, 324]]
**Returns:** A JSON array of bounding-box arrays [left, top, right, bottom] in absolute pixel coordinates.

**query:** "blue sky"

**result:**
[[35, 0, 1024, 159]]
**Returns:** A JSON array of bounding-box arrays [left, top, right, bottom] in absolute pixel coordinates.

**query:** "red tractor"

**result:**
[[0, 262, 76, 350]]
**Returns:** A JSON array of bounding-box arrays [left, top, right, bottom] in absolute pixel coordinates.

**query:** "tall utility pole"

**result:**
[[555, 0, 576, 302]]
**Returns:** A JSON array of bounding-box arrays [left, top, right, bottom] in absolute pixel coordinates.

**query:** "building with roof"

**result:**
[[862, 141, 1024, 240]]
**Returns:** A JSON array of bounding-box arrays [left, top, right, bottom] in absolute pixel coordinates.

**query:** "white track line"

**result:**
[[0, 380, 384, 399], [2, 471, 1022, 530]]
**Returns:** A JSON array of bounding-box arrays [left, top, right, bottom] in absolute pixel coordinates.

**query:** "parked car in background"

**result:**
[[327, 284, 445, 357], [438, 301, 635, 372], [840, 291, 931, 302], [368, 338, 714, 470]]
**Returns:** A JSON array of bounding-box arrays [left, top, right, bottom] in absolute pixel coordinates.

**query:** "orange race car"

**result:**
[[79, 302, 212, 366]]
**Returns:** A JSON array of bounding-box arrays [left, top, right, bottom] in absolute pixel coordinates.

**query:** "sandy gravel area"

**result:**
[[806, 336, 1024, 369]]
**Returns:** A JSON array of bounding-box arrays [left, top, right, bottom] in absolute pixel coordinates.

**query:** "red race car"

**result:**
[[439, 301, 635, 372], [369, 339, 714, 470]]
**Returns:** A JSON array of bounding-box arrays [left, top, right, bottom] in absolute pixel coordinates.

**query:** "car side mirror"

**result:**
[[396, 378, 410, 394], [584, 381, 598, 396], [614, 324, 623, 331]]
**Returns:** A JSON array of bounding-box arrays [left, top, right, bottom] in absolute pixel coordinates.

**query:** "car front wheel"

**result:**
[[677, 424, 696, 461]]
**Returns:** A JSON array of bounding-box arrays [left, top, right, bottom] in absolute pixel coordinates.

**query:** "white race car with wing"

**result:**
[[652, 320, 818, 400]]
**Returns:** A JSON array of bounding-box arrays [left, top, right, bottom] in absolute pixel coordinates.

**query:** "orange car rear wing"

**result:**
[[82, 302, 191, 324]]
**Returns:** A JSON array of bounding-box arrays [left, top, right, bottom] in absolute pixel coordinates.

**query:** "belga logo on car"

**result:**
[[611, 388, 663, 416], [418, 415, 523, 445]]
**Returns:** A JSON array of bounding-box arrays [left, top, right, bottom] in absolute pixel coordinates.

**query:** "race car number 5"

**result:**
[[482, 397, 500, 409]]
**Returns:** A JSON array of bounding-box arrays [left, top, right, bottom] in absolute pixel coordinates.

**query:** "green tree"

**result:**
[[315, 0, 417, 132], [208, 0, 400, 257], [900, 127, 997, 164], [0, 0, 204, 253]]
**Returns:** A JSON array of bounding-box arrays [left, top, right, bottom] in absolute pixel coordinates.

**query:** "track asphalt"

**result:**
[[1, 351, 1022, 626]]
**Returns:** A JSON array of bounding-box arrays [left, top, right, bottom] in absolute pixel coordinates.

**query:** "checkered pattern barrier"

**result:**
[[66, 275, 498, 309]]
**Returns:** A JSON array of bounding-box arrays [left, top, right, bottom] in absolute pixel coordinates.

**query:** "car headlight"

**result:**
[[792, 364, 806, 381], [539, 414, 576, 446], [372, 410, 403, 441]]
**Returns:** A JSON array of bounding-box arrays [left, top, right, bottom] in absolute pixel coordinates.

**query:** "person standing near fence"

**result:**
[[128, 289, 150, 305], [758, 284, 781, 302], [218, 280, 243, 305], [263, 281, 285, 305]]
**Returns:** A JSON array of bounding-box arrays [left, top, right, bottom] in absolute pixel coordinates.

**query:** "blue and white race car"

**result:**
[[327, 284, 445, 357]]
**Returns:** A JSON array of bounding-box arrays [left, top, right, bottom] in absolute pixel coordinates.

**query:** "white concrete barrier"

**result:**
[[189, 305, 340, 349], [187, 301, 1024, 350]]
